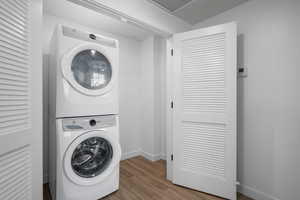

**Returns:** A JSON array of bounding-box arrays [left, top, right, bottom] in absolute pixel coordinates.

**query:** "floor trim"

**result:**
[[141, 151, 162, 161], [121, 149, 141, 160], [238, 184, 280, 200], [43, 174, 48, 184], [121, 149, 166, 161]]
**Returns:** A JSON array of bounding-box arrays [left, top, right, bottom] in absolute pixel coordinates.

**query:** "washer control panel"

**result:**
[[62, 115, 116, 131]]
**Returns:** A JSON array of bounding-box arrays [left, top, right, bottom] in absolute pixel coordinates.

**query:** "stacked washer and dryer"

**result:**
[[49, 25, 121, 200]]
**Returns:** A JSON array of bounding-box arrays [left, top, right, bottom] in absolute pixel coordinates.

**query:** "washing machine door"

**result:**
[[61, 44, 116, 96], [64, 131, 121, 185]]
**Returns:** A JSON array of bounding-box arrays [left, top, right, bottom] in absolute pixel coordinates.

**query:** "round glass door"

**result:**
[[71, 137, 113, 178], [71, 49, 112, 90]]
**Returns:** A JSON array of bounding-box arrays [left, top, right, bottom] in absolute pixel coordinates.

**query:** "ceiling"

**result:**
[[44, 0, 153, 41], [148, 0, 249, 25], [44, 0, 249, 41]]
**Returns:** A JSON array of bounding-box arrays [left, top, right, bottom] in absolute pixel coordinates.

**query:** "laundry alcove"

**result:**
[[43, 0, 169, 187]]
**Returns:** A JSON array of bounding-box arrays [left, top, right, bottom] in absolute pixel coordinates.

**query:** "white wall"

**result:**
[[43, 14, 143, 181], [139, 36, 167, 161], [193, 1, 300, 200], [140, 37, 155, 159], [154, 37, 167, 159]]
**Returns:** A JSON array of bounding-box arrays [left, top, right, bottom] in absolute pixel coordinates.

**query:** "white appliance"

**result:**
[[49, 25, 119, 118], [49, 115, 121, 200]]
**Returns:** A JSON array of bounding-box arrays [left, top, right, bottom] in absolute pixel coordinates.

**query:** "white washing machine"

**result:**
[[49, 115, 121, 200], [49, 24, 119, 118]]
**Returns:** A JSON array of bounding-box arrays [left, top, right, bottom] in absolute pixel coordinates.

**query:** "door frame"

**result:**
[[30, 0, 43, 198], [165, 38, 174, 180]]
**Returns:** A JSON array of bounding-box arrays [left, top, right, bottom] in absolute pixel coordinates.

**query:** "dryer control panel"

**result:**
[[62, 115, 116, 131]]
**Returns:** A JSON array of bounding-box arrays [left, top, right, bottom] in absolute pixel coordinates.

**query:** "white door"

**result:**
[[172, 23, 237, 199], [0, 0, 43, 199]]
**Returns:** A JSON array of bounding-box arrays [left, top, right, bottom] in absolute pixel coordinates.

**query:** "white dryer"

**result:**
[[49, 25, 119, 118], [49, 115, 121, 200]]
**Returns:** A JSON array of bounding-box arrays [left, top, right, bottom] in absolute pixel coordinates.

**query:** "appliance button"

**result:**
[[89, 34, 96, 40], [89, 119, 96, 126]]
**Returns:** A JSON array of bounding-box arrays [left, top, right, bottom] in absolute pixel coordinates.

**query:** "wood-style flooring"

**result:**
[[44, 156, 252, 200]]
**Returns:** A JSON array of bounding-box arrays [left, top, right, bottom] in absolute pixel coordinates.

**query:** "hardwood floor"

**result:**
[[44, 156, 252, 200]]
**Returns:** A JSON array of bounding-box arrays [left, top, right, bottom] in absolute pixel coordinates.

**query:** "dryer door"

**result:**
[[62, 44, 116, 96], [64, 131, 121, 185]]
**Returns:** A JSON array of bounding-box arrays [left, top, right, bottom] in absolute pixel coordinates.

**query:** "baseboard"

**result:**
[[238, 184, 280, 200], [43, 173, 48, 184], [160, 154, 166, 160], [121, 149, 166, 161], [121, 149, 141, 160], [140, 151, 163, 161]]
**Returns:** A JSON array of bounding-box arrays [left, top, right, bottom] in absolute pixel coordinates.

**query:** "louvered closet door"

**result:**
[[172, 23, 237, 200], [0, 0, 42, 200]]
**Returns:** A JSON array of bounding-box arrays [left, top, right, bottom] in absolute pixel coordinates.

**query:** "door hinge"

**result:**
[[171, 49, 174, 56], [171, 154, 174, 161], [171, 101, 174, 109]]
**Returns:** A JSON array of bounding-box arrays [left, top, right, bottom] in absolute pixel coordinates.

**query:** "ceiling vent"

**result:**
[[149, 0, 193, 12]]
